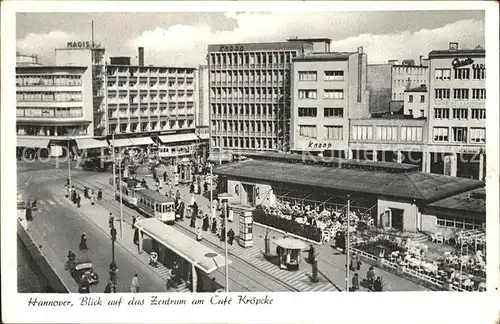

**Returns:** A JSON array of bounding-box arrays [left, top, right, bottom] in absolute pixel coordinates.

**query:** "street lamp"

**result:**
[[218, 192, 232, 292], [109, 213, 118, 291], [66, 138, 72, 198], [345, 194, 351, 292], [111, 133, 123, 240]]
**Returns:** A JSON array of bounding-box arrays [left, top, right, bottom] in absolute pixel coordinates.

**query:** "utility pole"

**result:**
[[67, 139, 72, 196], [209, 164, 213, 218], [224, 198, 229, 292], [118, 156, 124, 239], [345, 194, 351, 292], [109, 213, 118, 291]]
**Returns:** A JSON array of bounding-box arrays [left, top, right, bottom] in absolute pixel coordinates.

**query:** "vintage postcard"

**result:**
[[1, 1, 499, 323]]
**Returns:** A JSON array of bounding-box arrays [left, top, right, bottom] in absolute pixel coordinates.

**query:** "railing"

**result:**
[[351, 247, 377, 261]]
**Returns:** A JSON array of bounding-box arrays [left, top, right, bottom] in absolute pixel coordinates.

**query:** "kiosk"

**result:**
[[238, 211, 253, 248], [274, 237, 306, 271], [178, 158, 193, 184]]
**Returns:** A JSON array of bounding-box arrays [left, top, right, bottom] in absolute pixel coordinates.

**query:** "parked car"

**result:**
[[69, 258, 99, 285]]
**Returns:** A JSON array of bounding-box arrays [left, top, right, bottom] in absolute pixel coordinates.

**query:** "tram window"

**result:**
[[155, 203, 159, 212]]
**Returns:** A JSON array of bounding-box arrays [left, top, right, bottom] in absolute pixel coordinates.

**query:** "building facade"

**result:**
[[207, 40, 315, 153], [16, 65, 94, 156], [290, 47, 369, 156], [423, 43, 486, 180], [403, 84, 428, 118]]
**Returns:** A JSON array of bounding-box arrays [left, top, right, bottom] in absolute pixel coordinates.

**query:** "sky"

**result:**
[[16, 11, 485, 67]]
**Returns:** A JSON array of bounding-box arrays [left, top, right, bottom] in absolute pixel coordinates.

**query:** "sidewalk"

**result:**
[[144, 169, 428, 292]]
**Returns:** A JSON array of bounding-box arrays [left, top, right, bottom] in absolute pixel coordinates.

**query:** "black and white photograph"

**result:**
[[2, 1, 499, 323]]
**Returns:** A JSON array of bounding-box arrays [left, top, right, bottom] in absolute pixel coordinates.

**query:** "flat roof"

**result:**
[[135, 218, 231, 274], [405, 85, 428, 92], [293, 52, 356, 62], [213, 159, 484, 202], [107, 65, 196, 71], [207, 41, 311, 53], [16, 65, 87, 72], [429, 48, 485, 58], [287, 37, 332, 43], [426, 188, 486, 214]]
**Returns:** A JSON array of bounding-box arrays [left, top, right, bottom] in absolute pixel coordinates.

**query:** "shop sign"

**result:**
[[41, 110, 53, 117], [219, 45, 244, 52], [67, 41, 91, 49], [452, 57, 474, 69], [472, 63, 485, 69], [307, 141, 334, 149], [459, 147, 481, 154]]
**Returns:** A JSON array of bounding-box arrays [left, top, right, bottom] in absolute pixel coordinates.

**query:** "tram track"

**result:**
[[71, 176, 298, 292]]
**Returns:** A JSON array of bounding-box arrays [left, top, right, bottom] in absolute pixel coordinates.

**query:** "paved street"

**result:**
[[18, 164, 169, 293]]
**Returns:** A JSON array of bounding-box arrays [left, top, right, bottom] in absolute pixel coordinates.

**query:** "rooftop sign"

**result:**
[[67, 41, 91, 49]]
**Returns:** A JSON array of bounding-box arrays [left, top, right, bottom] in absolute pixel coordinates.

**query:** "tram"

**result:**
[[135, 189, 176, 224], [116, 178, 145, 207]]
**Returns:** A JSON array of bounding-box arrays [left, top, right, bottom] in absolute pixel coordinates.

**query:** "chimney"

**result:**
[[449, 42, 458, 51], [138, 47, 144, 66], [419, 55, 423, 66], [357, 46, 363, 55]]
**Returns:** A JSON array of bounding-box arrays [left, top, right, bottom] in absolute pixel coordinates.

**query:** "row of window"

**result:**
[[351, 125, 423, 142], [434, 88, 486, 100], [212, 103, 281, 115], [436, 216, 484, 230], [16, 125, 88, 136], [213, 137, 276, 150], [138, 197, 171, 213], [298, 107, 344, 118], [110, 120, 194, 134], [16, 91, 83, 102], [298, 125, 344, 140], [211, 71, 287, 83], [433, 108, 486, 120], [432, 127, 485, 143], [17, 107, 83, 118], [434, 67, 486, 81], [298, 70, 345, 81], [298, 89, 344, 100], [211, 87, 285, 97], [16, 75, 82, 86], [209, 52, 295, 65], [407, 94, 426, 103], [212, 120, 275, 133]]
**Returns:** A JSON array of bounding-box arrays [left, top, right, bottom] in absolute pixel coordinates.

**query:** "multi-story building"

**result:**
[[423, 42, 486, 180], [290, 46, 369, 156], [403, 84, 428, 118], [197, 64, 210, 129], [16, 52, 42, 67], [207, 39, 318, 153], [368, 58, 428, 114], [16, 64, 94, 156]]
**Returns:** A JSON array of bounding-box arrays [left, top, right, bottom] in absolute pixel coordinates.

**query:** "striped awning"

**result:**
[[75, 138, 109, 150], [129, 137, 154, 146], [110, 138, 133, 147], [16, 138, 50, 148]]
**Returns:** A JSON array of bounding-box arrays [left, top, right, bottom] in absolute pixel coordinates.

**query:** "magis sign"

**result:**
[[67, 41, 91, 49]]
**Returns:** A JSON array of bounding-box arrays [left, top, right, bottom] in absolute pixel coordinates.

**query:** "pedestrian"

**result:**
[[79, 232, 87, 250], [366, 266, 375, 289], [189, 182, 194, 193], [349, 254, 358, 271], [373, 276, 383, 292], [104, 282, 112, 293], [211, 218, 217, 234], [84, 187, 89, 199], [192, 201, 199, 217], [165, 268, 173, 291], [132, 215, 137, 229], [227, 228, 235, 245], [77, 195, 81, 208], [219, 226, 226, 242], [196, 227, 203, 242], [307, 244, 316, 263], [355, 253, 362, 271], [78, 274, 90, 293], [352, 273, 360, 291], [190, 214, 196, 228], [130, 274, 140, 293], [203, 181, 208, 193], [25, 207, 33, 221], [163, 171, 167, 183], [190, 194, 195, 207], [202, 214, 209, 231], [175, 189, 180, 201], [97, 189, 102, 201]]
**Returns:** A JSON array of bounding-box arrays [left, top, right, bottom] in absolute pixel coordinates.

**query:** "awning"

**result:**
[[16, 138, 50, 148], [129, 137, 154, 146], [75, 138, 109, 150], [208, 151, 233, 163], [198, 133, 209, 140], [110, 138, 133, 147], [135, 218, 231, 274], [158, 133, 198, 144]]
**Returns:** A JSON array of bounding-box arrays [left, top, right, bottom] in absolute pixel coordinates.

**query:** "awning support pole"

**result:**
[[138, 229, 143, 254]]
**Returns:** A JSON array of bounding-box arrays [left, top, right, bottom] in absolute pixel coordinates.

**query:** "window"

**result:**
[[454, 68, 470, 80], [437, 216, 484, 230], [351, 126, 373, 141], [471, 109, 486, 120], [375, 126, 398, 141], [472, 89, 486, 100], [324, 126, 343, 140], [433, 127, 449, 142], [324, 108, 343, 118], [420, 110, 425, 117], [298, 71, 317, 81], [298, 107, 317, 117], [470, 128, 486, 143], [324, 89, 344, 99], [434, 89, 450, 99], [434, 69, 451, 80], [408, 95, 413, 103], [401, 126, 423, 142], [408, 109, 413, 116], [324, 70, 344, 81], [420, 95, 425, 103], [434, 108, 450, 119], [453, 89, 469, 100], [298, 89, 317, 99], [298, 125, 317, 138], [452, 127, 467, 143], [472, 67, 486, 80], [452, 108, 468, 120]]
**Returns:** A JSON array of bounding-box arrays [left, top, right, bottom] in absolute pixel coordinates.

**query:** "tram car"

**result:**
[[110, 176, 145, 207], [135, 188, 176, 224]]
